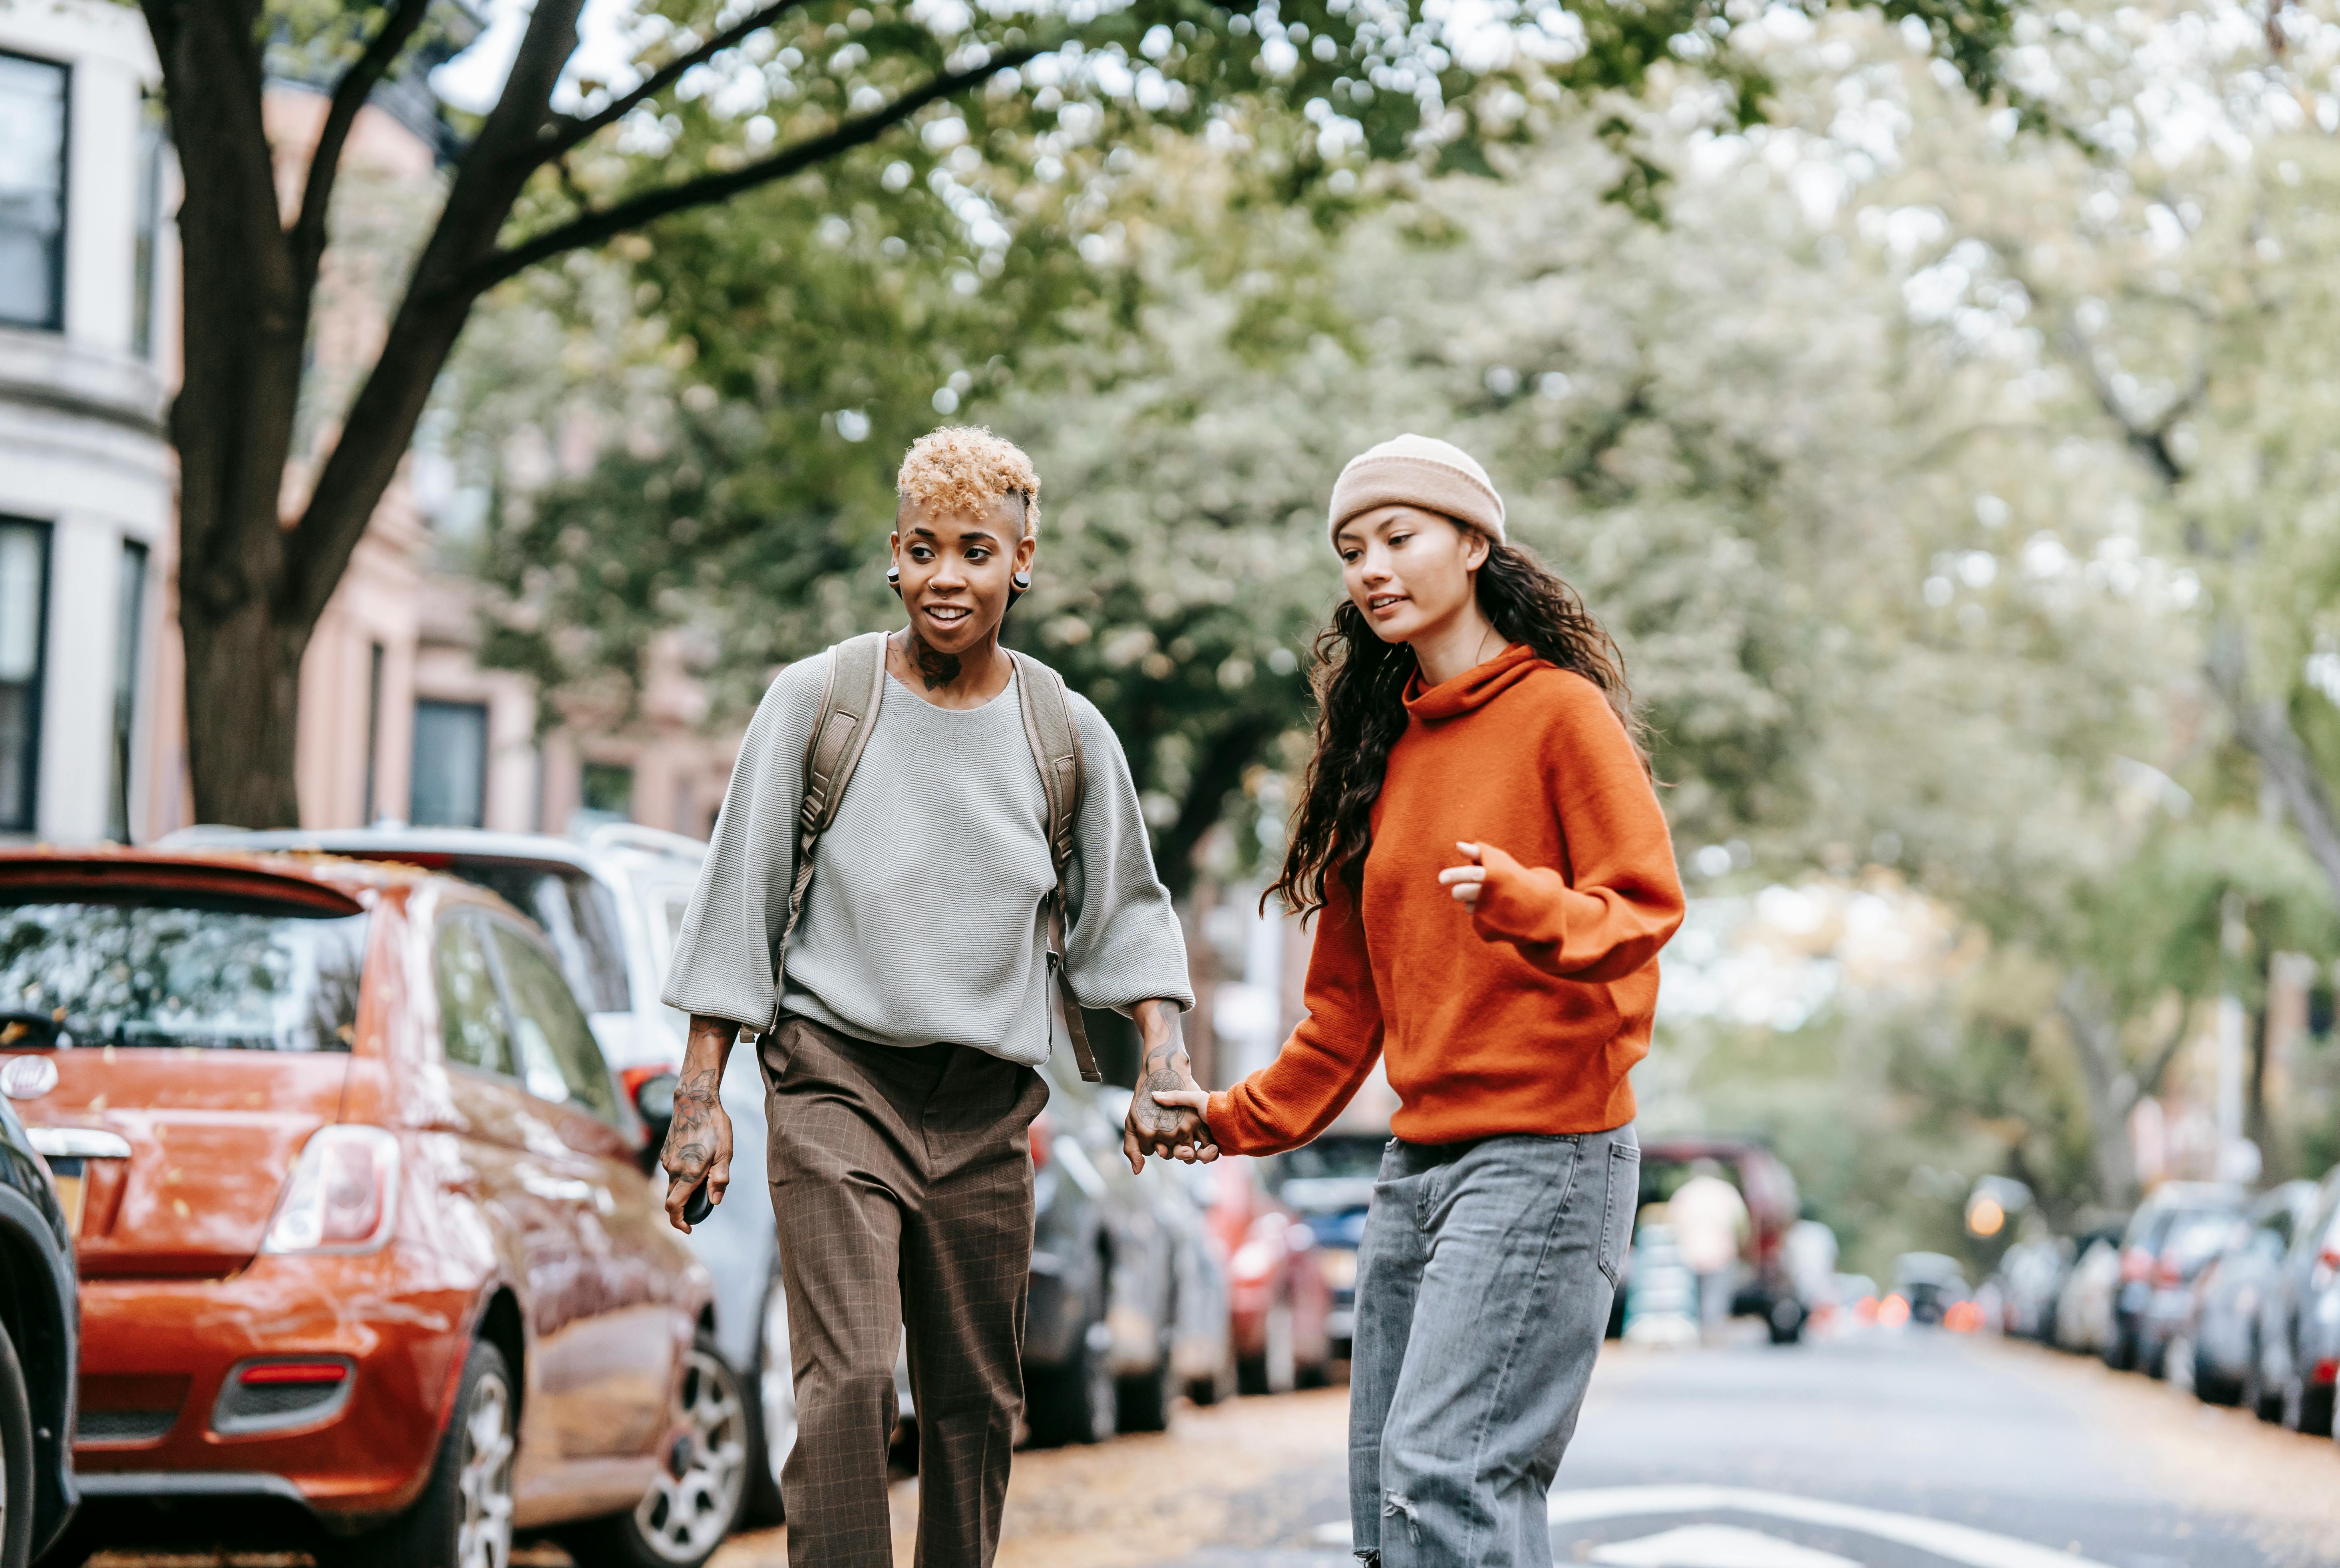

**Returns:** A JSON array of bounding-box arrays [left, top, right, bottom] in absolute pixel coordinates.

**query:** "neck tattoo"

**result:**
[[912, 634, 962, 692]]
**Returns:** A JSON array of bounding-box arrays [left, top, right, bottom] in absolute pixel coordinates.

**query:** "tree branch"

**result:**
[[2206, 619, 2340, 906], [543, 0, 801, 161], [2057, 317, 2201, 489], [290, 0, 437, 274], [458, 49, 1036, 296]]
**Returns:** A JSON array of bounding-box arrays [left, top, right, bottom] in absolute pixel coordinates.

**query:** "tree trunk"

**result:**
[[180, 596, 310, 827], [2057, 971, 2141, 1207]]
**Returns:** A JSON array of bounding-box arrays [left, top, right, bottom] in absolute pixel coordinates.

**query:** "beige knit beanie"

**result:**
[[1327, 434, 1506, 547]]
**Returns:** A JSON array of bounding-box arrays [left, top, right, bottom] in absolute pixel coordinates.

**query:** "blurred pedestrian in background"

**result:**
[[1668, 1161, 1750, 1343], [1162, 434, 1685, 1568], [654, 427, 1209, 1568]]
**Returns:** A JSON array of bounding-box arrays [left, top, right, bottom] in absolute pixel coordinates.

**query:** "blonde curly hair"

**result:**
[[895, 426, 1041, 536]]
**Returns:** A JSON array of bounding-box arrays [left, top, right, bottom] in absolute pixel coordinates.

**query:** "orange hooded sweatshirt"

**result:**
[[1206, 645, 1684, 1153]]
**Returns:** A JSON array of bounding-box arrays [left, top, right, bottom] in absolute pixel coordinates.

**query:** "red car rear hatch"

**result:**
[[0, 856, 369, 1277]]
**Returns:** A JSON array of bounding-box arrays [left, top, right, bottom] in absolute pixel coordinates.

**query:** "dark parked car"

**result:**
[[1634, 1139, 1806, 1342], [2253, 1166, 2340, 1431], [1893, 1252, 1970, 1326], [2170, 1181, 2318, 1407], [0, 1086, 79, 1568], [2109, 1182, 2246, 1373], [1022, 1051, 1185, 1445]]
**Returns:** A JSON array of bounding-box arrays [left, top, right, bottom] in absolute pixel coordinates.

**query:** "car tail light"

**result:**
[[2119, 1247, 2153, 1283], [262, 1126, 400, 1254], [621, 1064, 675, 1109], [1030, 1111, 1054, 1173], [2153, 1256, 2183, 1288], [2315, 1358, 2339, 1387]]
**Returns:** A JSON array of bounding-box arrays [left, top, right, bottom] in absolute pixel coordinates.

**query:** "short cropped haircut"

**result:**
[[895, 426, 1041, 536]]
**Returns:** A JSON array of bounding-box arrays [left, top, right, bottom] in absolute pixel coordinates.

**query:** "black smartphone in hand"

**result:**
[[677, 1179, 714, 1224]]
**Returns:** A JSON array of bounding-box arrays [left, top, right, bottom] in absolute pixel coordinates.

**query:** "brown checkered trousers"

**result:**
[[762, 1014, 1050, 1568]]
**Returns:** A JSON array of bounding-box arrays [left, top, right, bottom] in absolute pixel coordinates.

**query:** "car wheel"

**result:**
[[1239, 1300, 1297, 1397], [1117, 1324, 1177, 1435], [0, 1314, 34, 1568], [741, 1274, 795, 1526], [340, 1340, 515, 1568], [565, 1334, 750, 1568], [1026, 1289, 1116, 1448], [2245, 1347, 2279, 1421], [1185, 1349, 1235, 1408], [2277, 1370, 2333, 1435], [2165, 1333, 2197, 1398]]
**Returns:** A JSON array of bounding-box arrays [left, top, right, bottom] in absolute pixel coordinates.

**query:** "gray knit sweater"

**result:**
[[661, 651, 1193, 1065]]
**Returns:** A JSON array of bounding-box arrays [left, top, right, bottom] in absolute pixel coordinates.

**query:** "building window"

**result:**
[[412, 700, 488, 828], [0, 52, 69, 333], [0, 521, 50, 833], [107, 542, 146, 842], [132, 103, 165, 359], [579, 761, 633, 823]]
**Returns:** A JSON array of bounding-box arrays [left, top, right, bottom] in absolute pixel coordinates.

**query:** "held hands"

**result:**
[[1121, 999, 1221, 1174], [1439, 841, 1489, 907]]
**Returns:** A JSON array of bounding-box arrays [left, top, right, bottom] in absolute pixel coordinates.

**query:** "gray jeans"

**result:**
[[1349, 1125, 1638, 1568]]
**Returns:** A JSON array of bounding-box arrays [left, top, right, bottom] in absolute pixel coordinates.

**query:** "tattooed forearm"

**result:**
[[1137, 1004, 1192, 1092]]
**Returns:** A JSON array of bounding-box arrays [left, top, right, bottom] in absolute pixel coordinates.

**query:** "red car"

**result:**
[[0, 849, 741, 1568], [1187, 1156, 1334, 1393]]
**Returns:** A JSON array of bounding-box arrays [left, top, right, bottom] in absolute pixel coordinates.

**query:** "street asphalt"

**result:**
[[1145, 1328, 2337, 1568], [710, 1324, 2340, 1568]]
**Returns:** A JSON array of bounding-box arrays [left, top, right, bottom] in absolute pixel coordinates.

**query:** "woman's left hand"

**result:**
[[1439, 841, 1489, 907]]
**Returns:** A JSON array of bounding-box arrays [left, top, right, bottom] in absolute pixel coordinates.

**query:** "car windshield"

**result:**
[[0, 897, 367, 1052]]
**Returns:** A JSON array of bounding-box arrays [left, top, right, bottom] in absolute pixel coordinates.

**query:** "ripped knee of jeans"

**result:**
[[1382, 1493, 1421, 1545]]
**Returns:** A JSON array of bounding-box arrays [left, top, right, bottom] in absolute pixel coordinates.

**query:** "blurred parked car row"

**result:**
[[1990, 1167, 2340, 1442], [0, 831, 1342, 1568]]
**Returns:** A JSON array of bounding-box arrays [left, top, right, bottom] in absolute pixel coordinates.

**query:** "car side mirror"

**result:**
[[633, 1072, 677, 1176]]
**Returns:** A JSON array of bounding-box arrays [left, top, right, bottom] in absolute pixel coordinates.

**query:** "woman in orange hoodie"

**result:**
[[1163, 434, 1684, 1568]]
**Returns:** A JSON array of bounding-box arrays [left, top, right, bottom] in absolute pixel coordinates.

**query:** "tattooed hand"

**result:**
[[1121, 999, 1218, 1174], [662, 1015, 739, 1233]]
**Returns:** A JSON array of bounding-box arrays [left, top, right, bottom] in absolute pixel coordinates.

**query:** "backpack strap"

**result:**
[[1009, 650, 1101, 1083], [769, 631, 888, 1033]]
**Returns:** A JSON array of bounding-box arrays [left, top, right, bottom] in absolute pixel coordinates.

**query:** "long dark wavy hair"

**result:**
[[1268, 533, 1650, 919]]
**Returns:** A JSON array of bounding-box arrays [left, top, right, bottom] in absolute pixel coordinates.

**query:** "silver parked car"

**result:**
[[2170, 1180, 2318, 1407], [163, 823, 799, 1521]]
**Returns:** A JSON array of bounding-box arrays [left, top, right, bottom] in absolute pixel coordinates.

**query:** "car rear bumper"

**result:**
[[73, 1250, 473, 1525]]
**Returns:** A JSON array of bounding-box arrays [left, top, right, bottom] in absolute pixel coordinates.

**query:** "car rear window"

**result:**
[[0, 897, 367, 1052]]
